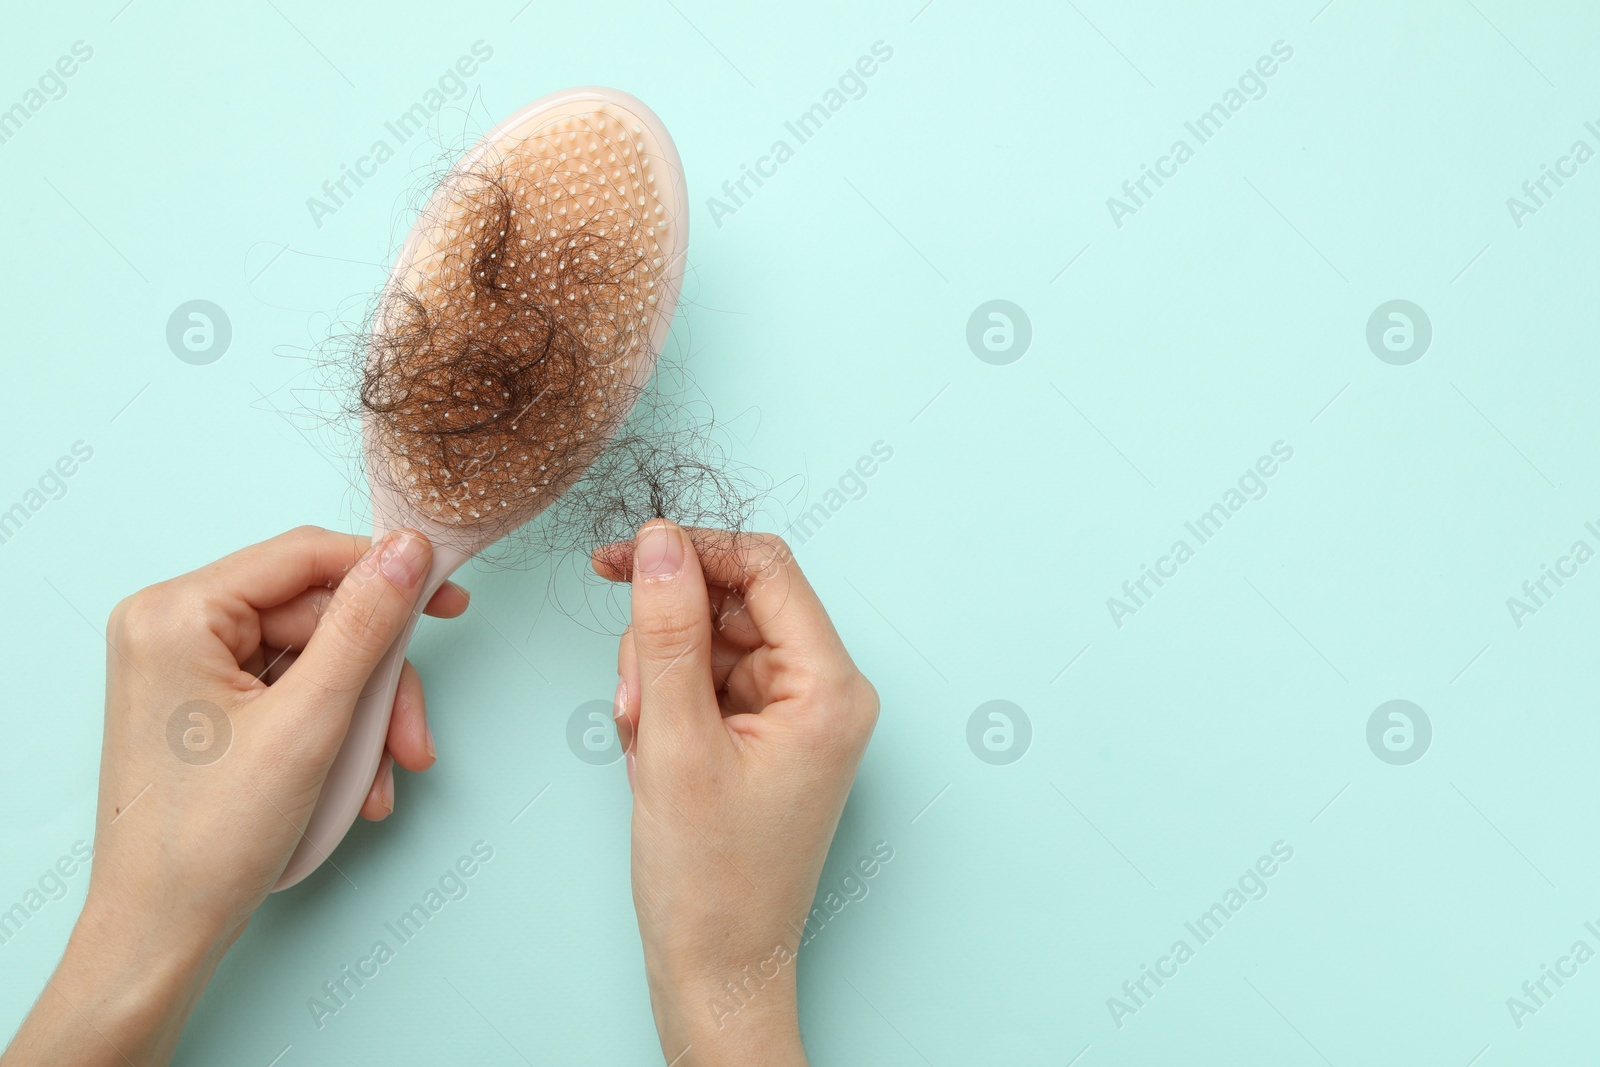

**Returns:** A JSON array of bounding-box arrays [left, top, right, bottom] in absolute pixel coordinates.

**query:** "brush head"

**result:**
[[360, 89, 688, 548]]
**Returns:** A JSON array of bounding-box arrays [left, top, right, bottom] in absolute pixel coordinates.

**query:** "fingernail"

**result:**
[[424, 722, 437, 763], [635, 522, 682, 580], [380, 531, 428, 587], [380, 758, 395, 814], [613, 676, 634, 753], [626, 751, 637, 792]]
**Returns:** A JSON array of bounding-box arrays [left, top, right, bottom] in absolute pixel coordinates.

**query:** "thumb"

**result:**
[[629, 520, 720, 754], [282, 530, 432, 704]]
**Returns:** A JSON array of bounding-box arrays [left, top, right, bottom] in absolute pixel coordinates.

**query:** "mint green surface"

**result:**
[[3, 1, 1598, 1063]]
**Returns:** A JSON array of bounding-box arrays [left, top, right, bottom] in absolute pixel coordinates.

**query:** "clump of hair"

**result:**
[[360, 109, 672, 535], [305, 99, 763, 590]]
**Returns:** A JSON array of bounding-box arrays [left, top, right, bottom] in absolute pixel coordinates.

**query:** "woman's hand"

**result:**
[[3, 525, 462, 1067], [596, 522, 879, 1067]]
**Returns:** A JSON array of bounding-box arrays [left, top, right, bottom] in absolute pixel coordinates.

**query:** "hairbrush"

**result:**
[[276, 87, 689, 889]]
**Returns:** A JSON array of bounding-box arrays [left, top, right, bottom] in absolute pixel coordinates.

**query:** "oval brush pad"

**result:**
[[276, 87, 689, 890]]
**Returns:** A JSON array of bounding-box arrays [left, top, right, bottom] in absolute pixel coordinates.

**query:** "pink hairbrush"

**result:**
[[276, 87, 689, 889]]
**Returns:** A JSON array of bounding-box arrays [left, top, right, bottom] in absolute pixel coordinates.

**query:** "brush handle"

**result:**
[[273, 543, 469, 891]]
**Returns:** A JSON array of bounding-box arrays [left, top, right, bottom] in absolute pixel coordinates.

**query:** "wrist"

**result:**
[[60, 897, 233, 1049], [76, 879, 239, 981], [649, 965, 806, 1067], [1, 903, 234, 1067]]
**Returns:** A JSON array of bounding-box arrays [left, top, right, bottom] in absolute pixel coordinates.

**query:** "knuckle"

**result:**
[[750, 531, 792, 561], [304, 587, 336, 620], [741, 532, 795, 584], [105, 594, 134, 635], [324, 590, 384, 651], [853, 682, 881, 742], [821, 671, 880, 751], [748, 530, 786, 552], [291, 666, 363, 701], [633, 607, 706, 665], [108, 584, 179, 653], [850, 673, 881, 726]]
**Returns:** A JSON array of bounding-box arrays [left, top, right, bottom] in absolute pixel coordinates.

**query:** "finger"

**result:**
[[615, 628, 639, 753], [240, 645, 294, 687], [387, 659, 436, 772], [361, 752, 396, 821], [263, 647, 299, 685], [277, 530, 432, 706], [710, 634, 744, 694], [595, 554, 760, 653], [186, 526, 372, 611], [258, 580, 469, 652], [711, 587, 761, 651], [720, 654, 764, 715], [256, 590, 336, 652], [627, 521, 722, 753], [422, 581, 471, 618], [590, 540, 632, 581], [240, 647, 265, 681], [597, 529, 833, 652]]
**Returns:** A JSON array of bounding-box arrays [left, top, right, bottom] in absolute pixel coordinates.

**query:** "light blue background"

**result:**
[[3, 0, 1598, 1063]]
